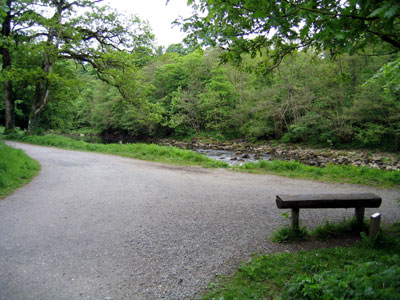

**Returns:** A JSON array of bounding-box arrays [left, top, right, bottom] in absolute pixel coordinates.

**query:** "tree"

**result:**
[[182, 0, 400, 68], [166, 43, 190, 56], [1, 0, 13, 131], [347, 57, 400, 150], [0, 0, 37, 132], [0, 0, 153, 133]]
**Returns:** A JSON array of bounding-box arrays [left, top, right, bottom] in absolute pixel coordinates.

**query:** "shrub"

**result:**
[[284, 255, 400, 300]]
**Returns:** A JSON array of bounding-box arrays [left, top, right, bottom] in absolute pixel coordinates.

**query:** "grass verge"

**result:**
[[236, 159, 400, 188], [203, 224, 400, 300], [0, 140, 40, 198]]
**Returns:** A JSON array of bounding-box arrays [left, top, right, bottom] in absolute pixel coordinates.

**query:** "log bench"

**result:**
[[276, 193, 382, 231]]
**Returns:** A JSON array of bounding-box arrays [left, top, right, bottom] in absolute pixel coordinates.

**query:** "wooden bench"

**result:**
[[276, 193, 382, 230]]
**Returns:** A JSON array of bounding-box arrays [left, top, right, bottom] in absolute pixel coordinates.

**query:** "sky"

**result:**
[[104, 0, 193, 48]]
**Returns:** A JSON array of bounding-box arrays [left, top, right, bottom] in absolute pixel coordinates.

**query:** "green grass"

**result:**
[[270, 225, 309, 243], [270, 219, 368, 243], [237, 159, 400, 188], [0, 140, 40, 198], [11, 134, 229, 168], [203, 225, 400, 300], [5, 133, 400, 187], [311, 219, 366, 240]]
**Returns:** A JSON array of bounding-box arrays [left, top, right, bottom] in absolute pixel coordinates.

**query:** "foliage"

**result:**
[[348, 57, 400, 150], [202, 227, 400, 300], [73, 48, 399, 148], [0, 140, 40, 198], [182, 0, 400, 68], [0, 0, 154, 133], [285, 255, 400, 300]]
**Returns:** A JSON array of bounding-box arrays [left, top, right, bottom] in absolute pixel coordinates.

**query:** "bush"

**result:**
[[282, 112, 340, 146]]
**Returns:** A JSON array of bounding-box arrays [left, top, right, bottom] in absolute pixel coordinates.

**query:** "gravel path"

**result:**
[[1, 142, 399, 300]]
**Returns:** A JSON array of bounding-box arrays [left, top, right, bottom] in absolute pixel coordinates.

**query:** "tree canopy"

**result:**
[[0, 0, 153, 133], [181, 0, 400, 66]]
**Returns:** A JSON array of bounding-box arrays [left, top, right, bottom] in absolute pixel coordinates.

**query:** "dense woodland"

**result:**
[[1, 0, 400, 150]]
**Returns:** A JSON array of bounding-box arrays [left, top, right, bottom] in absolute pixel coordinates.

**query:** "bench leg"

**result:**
[[291, 208, 300, 231], [369, 213, 381, 238], [355, 207, 365, 230]]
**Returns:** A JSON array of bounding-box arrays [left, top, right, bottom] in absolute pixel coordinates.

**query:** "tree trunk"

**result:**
[[1, 0, 15, 132], [27, 86, 42, 135], [4, 81, 15, 132], [28, 110, 40, 135], [27, 1, 64, 135], [28, 78, 52, 135]]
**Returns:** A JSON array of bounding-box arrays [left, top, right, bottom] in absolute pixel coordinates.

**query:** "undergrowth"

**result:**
[[270, 226, 309, 243]]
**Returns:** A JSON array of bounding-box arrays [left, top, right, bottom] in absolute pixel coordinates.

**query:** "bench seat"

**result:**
[[275, 193, 382, 230], [276, 193, 382, 209]]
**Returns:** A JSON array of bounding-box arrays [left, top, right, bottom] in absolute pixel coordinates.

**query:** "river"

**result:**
[[194, 148, 272, 165]]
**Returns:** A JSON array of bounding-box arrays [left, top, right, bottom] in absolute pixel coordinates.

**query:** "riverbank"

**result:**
[[50, 130, 400, 171], [158, 138, 400, 171]]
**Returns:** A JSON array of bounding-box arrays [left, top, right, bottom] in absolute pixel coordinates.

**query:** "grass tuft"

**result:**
[[311, 219, 364, 240], [270, 226, 309, 243]]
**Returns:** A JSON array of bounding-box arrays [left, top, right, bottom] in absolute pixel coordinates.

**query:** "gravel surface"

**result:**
[[1, 142, 400, 300]]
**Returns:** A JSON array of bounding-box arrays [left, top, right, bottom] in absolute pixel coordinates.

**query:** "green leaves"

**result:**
[[370, 2, 400, 19], [1, 0, 155, 133], [182, 0, 400, 67], [286, 256, 400, 300]]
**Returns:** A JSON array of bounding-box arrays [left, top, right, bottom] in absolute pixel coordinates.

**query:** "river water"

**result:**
[[194, 148, 272, 165]]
